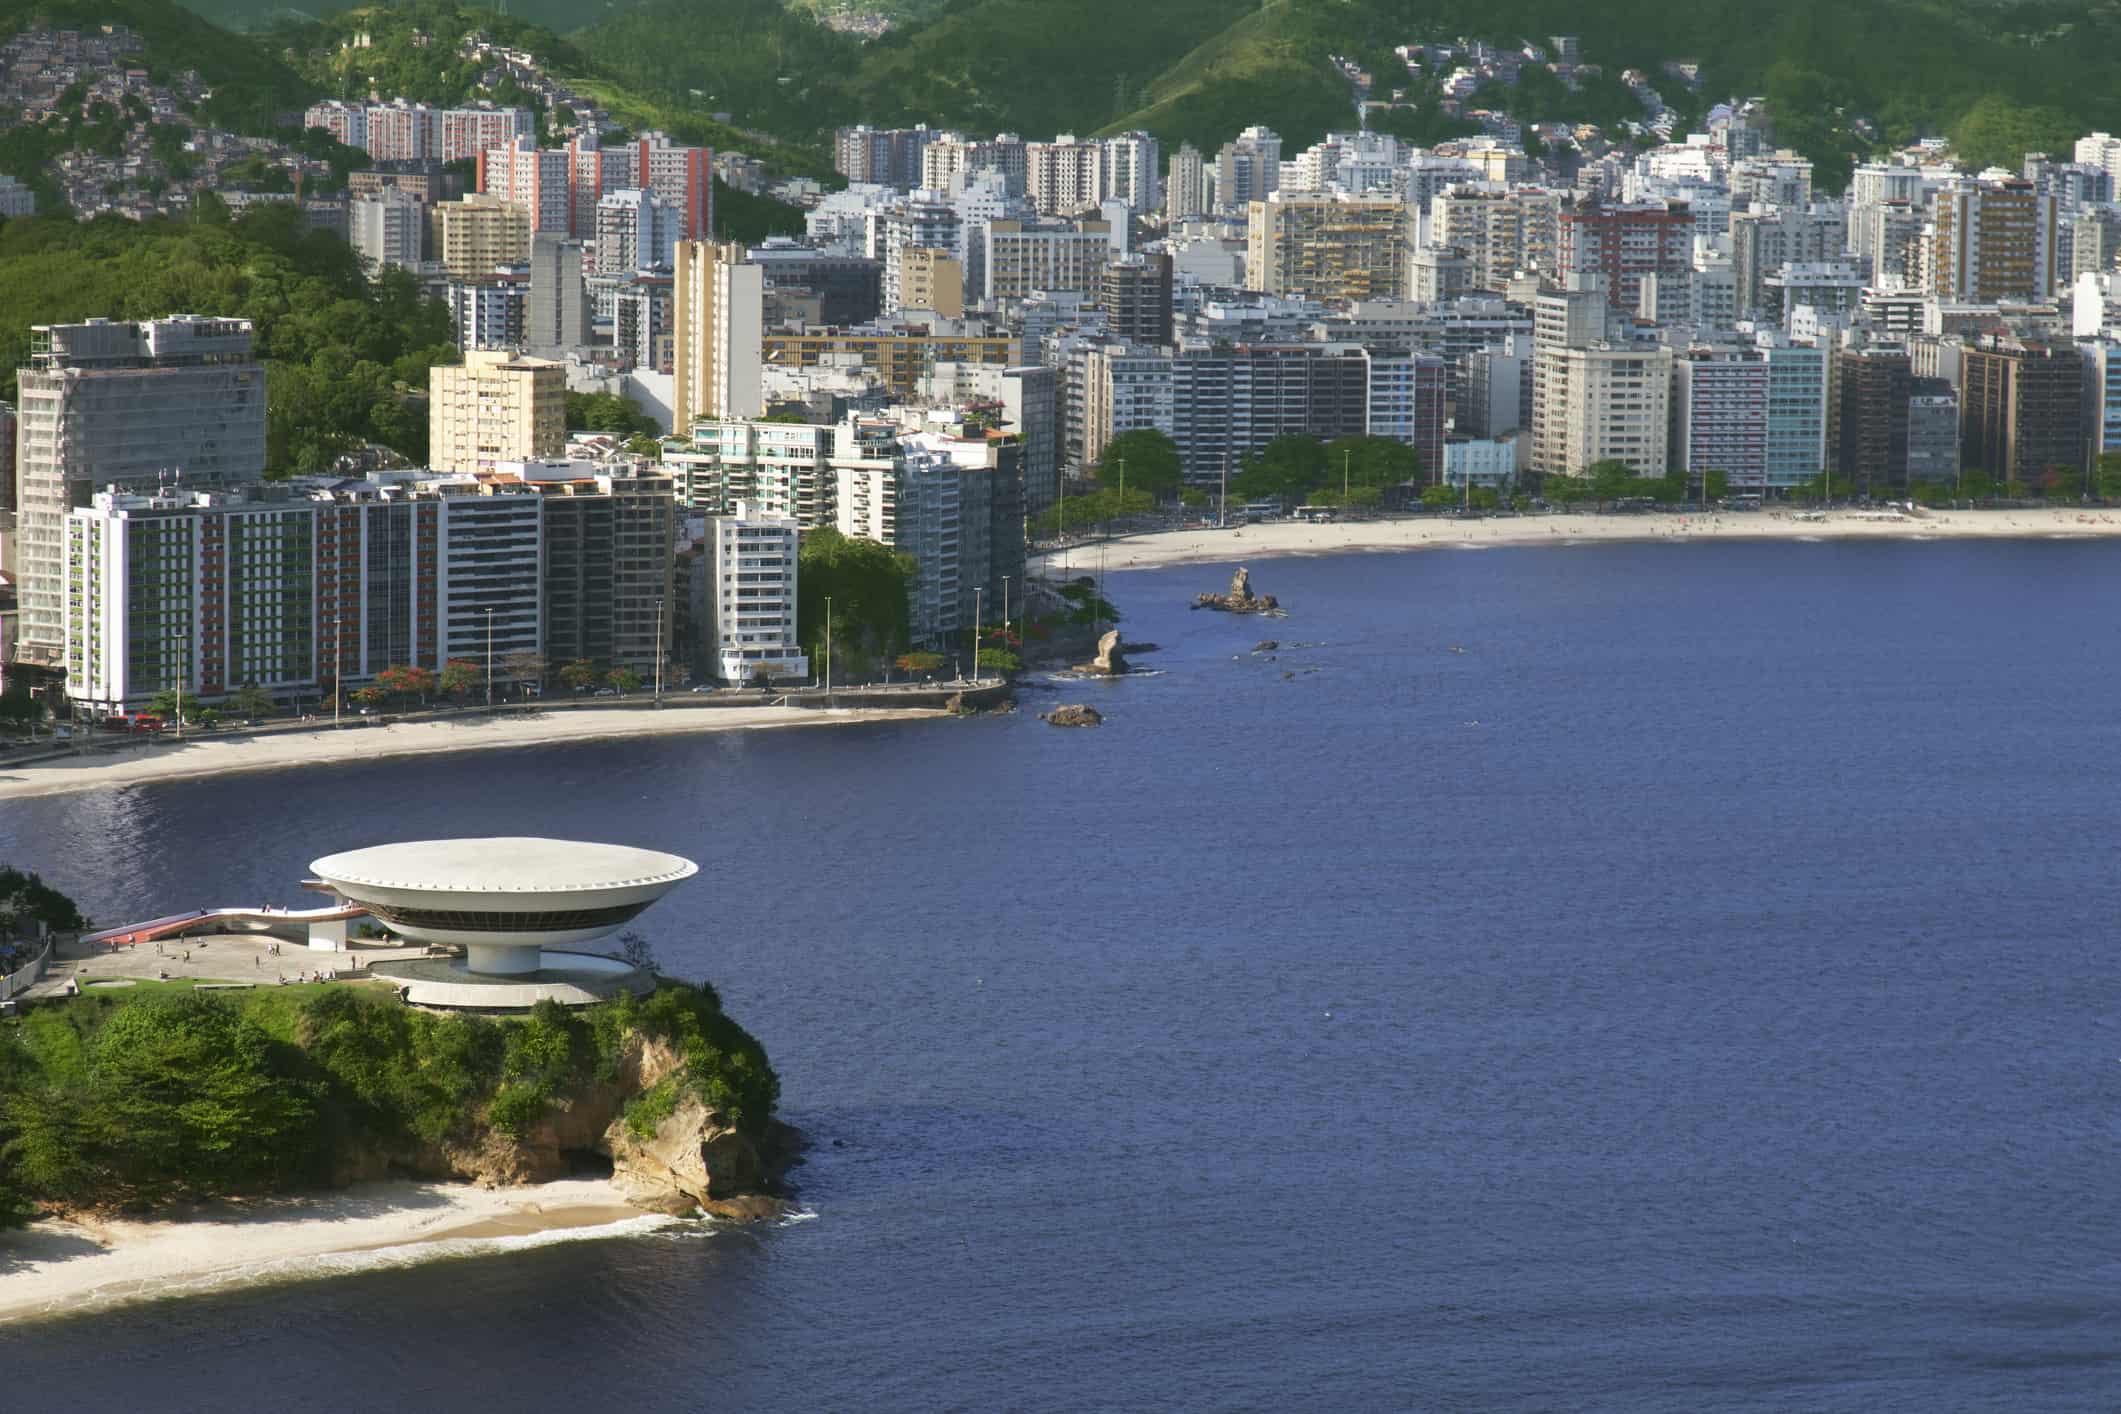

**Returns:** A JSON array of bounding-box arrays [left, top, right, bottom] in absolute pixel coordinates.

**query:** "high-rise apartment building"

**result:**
[[1428, 185, 1562, 292], [672, 240, 764, 430], [447, 275, 529, 352], [1026, 135, 1105, 216], [834, 125, 935, 188], [1671, 347, 1770, 491], [1533, 342, 1673, 476], [981, 218, 1112, 305], [1557, 197, 1694, 313], [1363, 352, 1448, 475], [1929, 176, 2058, 303], [1730, 204, 1846, 316], [350, 187, 425, 274], [1960, 334, 2083, 485], [705, 503, 806, 684], [522, 461, 676, 678], [1165, 143, 1206, 223], [666, 419, 838, 526], [65, 487, 317, 710], [526, 236, 588, 356], [13, 317, 266, 669], [433, 195, 533, 280], [592, 188, 676, 276], [1100, 252, 1174, 346], [1832, 345, 1917, 496], [477, 136, 572, 233], [428, 349, 565, 474], [1245, 193, 1411, 303], [871, 190, 962, 314], [1215, 127, 1281, 211], [1100, 131, 1161, 214], [898, 247, 965, 316]]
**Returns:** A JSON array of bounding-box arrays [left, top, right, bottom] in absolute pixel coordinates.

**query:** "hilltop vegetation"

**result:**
[[0, 204, 456, 472], [550, 0, 2121, 191]]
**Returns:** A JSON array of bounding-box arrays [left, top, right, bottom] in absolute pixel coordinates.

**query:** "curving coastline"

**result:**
[[1039, 505, 2121, 574], [0, 702, 943, 802]]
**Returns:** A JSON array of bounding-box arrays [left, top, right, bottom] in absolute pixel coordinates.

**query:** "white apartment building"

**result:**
[[65, 488, 319, 711], [870, 190, 962, 314], [666, 418, 836, 525], [1442, 436, 1518, 487], [705, 503, 806, 684], [593, 188, 676, 277], [1026, 135, 1105, 216], [350, 187, 424, 273], [1100, 131, 1161, 213], [1533, 342, 1673, 475]]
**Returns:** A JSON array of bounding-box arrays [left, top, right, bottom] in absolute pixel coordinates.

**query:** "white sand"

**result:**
[[0, 702, 939, 801], [0, 1178, 668, 1324], [1041, 506, 2121, 574]]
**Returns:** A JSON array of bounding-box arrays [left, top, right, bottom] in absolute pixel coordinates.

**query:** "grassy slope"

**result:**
[[838, 0, 1253, 137]]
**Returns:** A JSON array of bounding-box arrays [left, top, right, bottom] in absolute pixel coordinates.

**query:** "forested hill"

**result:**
[[572, 0, 2121, 191]]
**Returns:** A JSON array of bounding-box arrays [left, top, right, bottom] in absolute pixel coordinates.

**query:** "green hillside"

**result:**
[[834, 0, 1254, 138], [0, 0, 314, 130]]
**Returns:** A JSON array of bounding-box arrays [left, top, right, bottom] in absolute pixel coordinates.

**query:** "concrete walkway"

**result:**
[[23, 931, 438, 1000]]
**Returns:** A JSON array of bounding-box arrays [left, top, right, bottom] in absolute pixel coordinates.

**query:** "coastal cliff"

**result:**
[[0, 980, 794, 1227]]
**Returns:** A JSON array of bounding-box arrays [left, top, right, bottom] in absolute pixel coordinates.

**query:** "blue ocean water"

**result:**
[[2, 540, 2118, 1412]]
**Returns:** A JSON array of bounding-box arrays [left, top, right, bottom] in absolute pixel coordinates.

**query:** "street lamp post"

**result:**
[[484, 608, 494, 709], [1001, 575, 1011, 646], [971, 586, 983, 685], [654, 598, 665, 705], [823, 594, 832, 701]]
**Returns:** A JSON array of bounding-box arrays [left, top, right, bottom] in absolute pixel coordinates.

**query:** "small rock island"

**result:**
[[1193, 567, 1283, 615]]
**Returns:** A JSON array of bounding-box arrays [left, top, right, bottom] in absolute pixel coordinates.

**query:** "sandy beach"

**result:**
[[0, 1178, 672, 1324], [0, 701, 940, 801], [1040, 505, 2121, 574]]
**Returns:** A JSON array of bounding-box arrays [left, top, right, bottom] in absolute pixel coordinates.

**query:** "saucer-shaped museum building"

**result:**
[[311, 837, 698, 977]]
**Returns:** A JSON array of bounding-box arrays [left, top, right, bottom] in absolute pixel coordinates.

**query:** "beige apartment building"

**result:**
[[1244, 192, 1412, 303], [428, 349, 566, 474], [899, 247, 964, 317], [673, 240, 764, 430], [432, 195, 533, 280]]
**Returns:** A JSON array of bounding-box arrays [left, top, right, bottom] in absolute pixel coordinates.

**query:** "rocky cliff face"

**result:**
[[332, 1034, 793, 1219]]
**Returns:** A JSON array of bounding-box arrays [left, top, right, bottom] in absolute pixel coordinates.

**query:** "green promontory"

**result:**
[[0, 978, 789, 1228]]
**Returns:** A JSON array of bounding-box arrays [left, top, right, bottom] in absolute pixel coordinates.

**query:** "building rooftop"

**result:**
[[310, 838, 697, 895]]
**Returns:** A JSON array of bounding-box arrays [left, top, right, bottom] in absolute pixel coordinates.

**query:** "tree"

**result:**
[[1232, 436, 1328, 502], [896, 651, 946, 674], [614, 929, 658, 973], [500, 651, 547, 695], [1583, 460, 1637, 508], [1093, 428, 1183, 500], [565, 391, 660, 440], [226, 682, 275, 720], [350, 686, 387, 708], [559, 659, 599, 691], [1542, 474, 1590, 505], [607, 667, 644, 693], [1322, 436, 1420, 493], [798, 527, 914, 677], [1704, 469, 1731, 501], [439, 658, 482, 699], [374, 664, 435, 703], [0, 689, 40, 730], [977, 647, 1022, 674], [148, 689, 199, 721], [2097, 453, 2121, 502], [1419, 484, 1456, 509]]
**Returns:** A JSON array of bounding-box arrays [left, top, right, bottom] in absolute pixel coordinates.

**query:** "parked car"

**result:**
[[594, 687, 621, 697]]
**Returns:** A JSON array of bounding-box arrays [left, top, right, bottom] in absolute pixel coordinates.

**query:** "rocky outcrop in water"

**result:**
[[1044, 704, 1103, 727], [1193, 566, 1283, 615], [1078, 630, 1129, 676]]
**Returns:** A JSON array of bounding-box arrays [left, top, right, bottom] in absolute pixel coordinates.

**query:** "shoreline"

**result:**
[[0, 1178, 673, 1325], [1036, 506, 2121, 574], [0, 702, 942, 802]]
